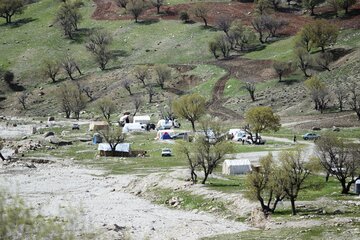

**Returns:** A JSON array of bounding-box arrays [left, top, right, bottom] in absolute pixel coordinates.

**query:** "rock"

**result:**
[[43, 132, 55, 138], [26, 163, 36, 168], [332, 126, 340, 132], [47, 116, 55, 122], [312, 127, 321, 131], [334, 209, 343, 214], [22, 136, 27, 140], [113, 224, 125, 232]]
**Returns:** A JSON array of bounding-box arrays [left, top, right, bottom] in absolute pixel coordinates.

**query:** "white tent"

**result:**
[[222, 159, 252, 175], [98, 143, 130, 152], [89, 121, 109, 131], [123, 123, 146, 133], [156, 119, 173, 130], [133, 115, 150, 124]]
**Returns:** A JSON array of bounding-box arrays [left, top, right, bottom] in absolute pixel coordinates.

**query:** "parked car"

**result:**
[[72, 123, 80, 130], [303, 133, 320, 140], [161, 148, 172, 157]]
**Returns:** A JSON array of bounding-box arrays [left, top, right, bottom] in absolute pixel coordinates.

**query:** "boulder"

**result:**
[[43, 132, 55, 138], [48, 116, 55, 122]]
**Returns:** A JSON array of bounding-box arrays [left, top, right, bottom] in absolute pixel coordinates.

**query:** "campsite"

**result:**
[[1, 0, 360, 239]]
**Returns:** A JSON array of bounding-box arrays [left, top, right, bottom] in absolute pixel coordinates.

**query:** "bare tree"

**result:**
[[348, 80, 360, 120], [127, 0, 145, 23], [316, 52, 333, 71], [252, 15, 286, 43], [192, 4, 208, 27], [268, 0, 281, 10], [134, 65, 149, 87], [154, 64, 171, 89], [151, 0, 163, 14], [100, 126, 126, 154], [334, 85, 346, 112], [86, 30, 113, 71], [61, 56, 81, 80], [273, 61, 291, 82], [146, 84, 155, 103], [57, 83, 73, 118], [243, 82, 256, 102], [17, 92, 28, 110], [54, 2, 82, 39], [116, 0, 128, 8], [121, 78, 133, 95], [215, 35, 231, 58], [57, 82, 86, 119], [255, 0, 273, 15], [42, 60, 60, 83], [69, 85, 86, 120], [77, 84, 94, 101], [132, 95, 143, 116], [216, 15, 233, 37], [327, 0, 339, 17], [252, 16, 268, 44], [316, 133, 360, 194], [294, 47, 311, 77]]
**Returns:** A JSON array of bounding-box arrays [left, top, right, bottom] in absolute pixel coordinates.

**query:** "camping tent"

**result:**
[[123, 123, 146, 133], [156, 119, 173, 130], [222, 159, 252, 175], [133, 115, 151, 124], [98, 143, 131, 157], [156, 129, 175, 140], [89, 121, 109, 131]]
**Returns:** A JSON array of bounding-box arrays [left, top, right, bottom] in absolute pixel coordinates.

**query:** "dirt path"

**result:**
[[0, 159, 252, 240]]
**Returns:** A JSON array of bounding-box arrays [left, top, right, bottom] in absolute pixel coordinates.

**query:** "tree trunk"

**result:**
[[0, 152, 5, 161], [321, 46, 325, 52], [250, 91, 255, 102], [340, 179, 349, 194], [290, 198, 297, 215], [202, 170, 209, 184], [311, 7, 315, 16], [157, 6, 160, 14], [202, 18, 207, 27], [279, 74, 282, 82], [8, 15, 12, 24], [190, 120, 196, 132]]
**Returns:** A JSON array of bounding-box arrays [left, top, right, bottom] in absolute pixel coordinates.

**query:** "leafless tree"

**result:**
[[42, 60, 60, 83], [127, 0, 145, 23], [86, 30, 113, 70], [54, 2, 82, 39], [18, 92, 28, 110], [116, 0, 128, 8], [132, 95, 143, 116], [192, 4, 208, 27], [334, 85, 346, 112], [273, 61, 291, 82], [121, 78, 133, 95], [154, 64, 171, 89], [243, 82, 256, 102], [134, 65, 149, 87], [77, 83, 94, 101], [61, 56, 81, 80], [316, 52, 333, 71], [348, 79, 360, 120], [151, 0, 164, 14], [294, 47, 311, 77], [252, 15, 286, 43], [216, 15, 233, 37], [216, 35, 231, 58], [252, 16, 268, 44], [146, 84, 156, 103]]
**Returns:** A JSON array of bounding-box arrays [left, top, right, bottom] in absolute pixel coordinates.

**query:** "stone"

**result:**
[[47, 116, 55, 122], [43, 132, 55, 138]]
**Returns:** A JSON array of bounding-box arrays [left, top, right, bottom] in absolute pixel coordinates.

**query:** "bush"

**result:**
[[179, 11, 190, 23]]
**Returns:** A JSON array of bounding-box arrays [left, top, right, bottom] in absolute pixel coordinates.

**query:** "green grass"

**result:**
[[223, 78, 278, 98], [190, 65, 228, 100], [205, 175, 246, 193], [203, 222, 360, 240], [151, 188, 233, 216], [336, 29, 360, 48], [0, 0, 218, 81], [243, 37, 296, 62]]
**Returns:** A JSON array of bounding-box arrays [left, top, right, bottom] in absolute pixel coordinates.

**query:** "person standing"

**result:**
[[293, 135, 297, 143]]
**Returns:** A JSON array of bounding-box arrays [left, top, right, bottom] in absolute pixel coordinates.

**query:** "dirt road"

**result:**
[[0, 159, 251, 239]]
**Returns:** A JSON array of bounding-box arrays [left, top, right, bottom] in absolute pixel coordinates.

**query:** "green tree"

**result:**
[[277, 148, 311, 215], [96, 97, 116, 123], [303, 0, 326, 15], [294, 26, 313, 52], [42, 59, 60, 83], [179, 11, 190, 23], [0, 0, 24, 24], [309, 20, 338, 52], [255, 0, 273, 15], [151, 0, 163, 14], [172, 93, 206, 132], [337, 0, 356, 14], [245, 106, 281, 142], [245, 153, 286, 216], [315, 133, 360, 194]]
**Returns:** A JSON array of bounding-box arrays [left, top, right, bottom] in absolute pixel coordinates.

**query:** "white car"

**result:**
[[161, 148, 172, 157]]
